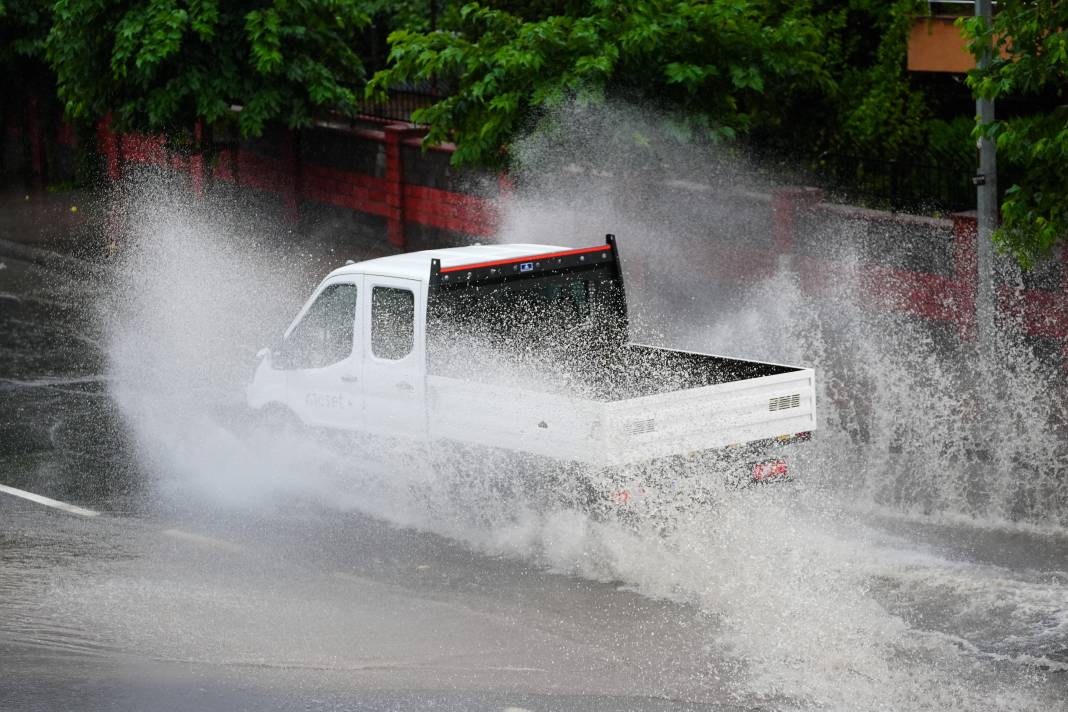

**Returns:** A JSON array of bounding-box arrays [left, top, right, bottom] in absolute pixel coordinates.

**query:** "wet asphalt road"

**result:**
[[0, 496, 735, 712], [2, 246, 1068, 712]]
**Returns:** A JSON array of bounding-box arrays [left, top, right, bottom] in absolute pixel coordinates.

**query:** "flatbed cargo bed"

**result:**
[[428, 342, 798, 401], [428, 348, 814, 467], [573, 344, 799, 401]]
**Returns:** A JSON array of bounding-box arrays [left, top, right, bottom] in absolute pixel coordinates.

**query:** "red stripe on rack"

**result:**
[[438, 244, 612, 274]]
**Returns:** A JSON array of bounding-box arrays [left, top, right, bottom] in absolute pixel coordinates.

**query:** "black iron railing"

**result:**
[[816, 153, 976, 213], [357, 88, 442, 124], [925, 1, 980, 16]]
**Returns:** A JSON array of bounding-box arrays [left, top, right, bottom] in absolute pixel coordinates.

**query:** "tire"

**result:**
[[254, 403, 305, 435]]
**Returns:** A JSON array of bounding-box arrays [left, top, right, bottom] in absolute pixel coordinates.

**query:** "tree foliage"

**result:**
[[0, 1, 64, 179], [0, 0, 54, 103], [371, 0, 973, 177], [46, 0, 371, 143], [369, 1, 833, 167], [0, 0, 50, 65], [836, 0, 928, 159], [961, 0, 1068, 265]]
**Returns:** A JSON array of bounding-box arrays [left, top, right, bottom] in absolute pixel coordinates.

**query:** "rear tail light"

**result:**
[[611, 486, 648, 505], [751, 459, 788, 482]]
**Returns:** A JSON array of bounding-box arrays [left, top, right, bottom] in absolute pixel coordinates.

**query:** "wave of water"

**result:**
[[102, 158, 1067, 709]]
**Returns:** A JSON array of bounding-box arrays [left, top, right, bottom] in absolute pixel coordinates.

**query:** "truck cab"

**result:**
[[249, 242, 590, 437]]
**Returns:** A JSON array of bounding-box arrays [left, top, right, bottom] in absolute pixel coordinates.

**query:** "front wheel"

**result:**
[[252, 403, 305, 436]]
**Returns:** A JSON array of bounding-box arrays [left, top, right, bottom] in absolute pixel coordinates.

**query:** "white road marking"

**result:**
[[0, 375, 112, 388], [0, 483, 250, 552], [0, 483, 100, 517], [161, 528, 244, 553]]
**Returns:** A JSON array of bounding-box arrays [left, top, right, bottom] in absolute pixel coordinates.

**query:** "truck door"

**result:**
[[276, 277, 363, 429], [362, 276, 425, 439]]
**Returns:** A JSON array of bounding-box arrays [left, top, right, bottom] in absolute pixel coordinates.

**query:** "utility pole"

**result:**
[[971, 0, 999, 467], [975, 0, 997, 368]]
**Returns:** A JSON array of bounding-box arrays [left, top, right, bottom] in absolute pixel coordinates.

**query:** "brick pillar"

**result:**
[[771, 187, 822, 252], [97, 116, 121, 182], [383, 124, 423, 249], [498, 172, 515, 197], [1062, 242, 1068, 371], [281, 128, 301, 222], [191, 119, 205, 197], [951, 211, 979, 341], [771, 187, 822, 286]]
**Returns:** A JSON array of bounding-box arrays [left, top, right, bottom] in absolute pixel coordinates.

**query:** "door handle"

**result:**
[[340, 375, 359, 383], [395, 381, 414, 392]]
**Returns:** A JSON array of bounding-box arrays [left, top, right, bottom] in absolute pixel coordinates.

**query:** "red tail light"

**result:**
[[752, 459, 788, 482]]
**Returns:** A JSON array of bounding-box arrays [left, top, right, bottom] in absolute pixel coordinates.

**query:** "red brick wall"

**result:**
[[774, 190, 1068, 368], [98, 118, 498, 248]]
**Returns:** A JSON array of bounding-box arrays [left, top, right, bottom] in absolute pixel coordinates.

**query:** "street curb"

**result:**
[[0, 238, 110, 281]]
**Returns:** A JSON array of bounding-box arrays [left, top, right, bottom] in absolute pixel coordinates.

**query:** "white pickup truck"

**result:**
[[248, 236, 816, 498]]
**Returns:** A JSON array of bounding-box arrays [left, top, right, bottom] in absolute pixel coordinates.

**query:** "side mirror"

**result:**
[[261, 343, 289, 370]]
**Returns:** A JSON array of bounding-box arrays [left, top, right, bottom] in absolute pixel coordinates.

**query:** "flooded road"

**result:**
[[1, 496, 737, 710], [2, 241, 1067, 711]]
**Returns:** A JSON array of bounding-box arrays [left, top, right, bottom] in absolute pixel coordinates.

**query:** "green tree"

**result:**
[[369, 0, 833, 167], [0, 1, 54, 118], [836, 0, 927, 159], [748, 1, 929, 164], [46, 0, 371, 146], [372, 0, 973, 191], [0, 0, 50, 68], [961, 0, 1068, 266]]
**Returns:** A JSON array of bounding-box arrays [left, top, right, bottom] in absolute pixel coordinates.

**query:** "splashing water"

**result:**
[[103, 106, 1068, 710]]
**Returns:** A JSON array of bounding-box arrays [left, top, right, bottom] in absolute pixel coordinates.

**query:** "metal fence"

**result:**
[[356, 88, 442, 124], [926, 1, 980, 15], [817, 153, 976, 214]]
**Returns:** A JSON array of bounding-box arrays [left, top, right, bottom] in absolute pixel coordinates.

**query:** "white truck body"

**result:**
[[248, 239, 816, 473]]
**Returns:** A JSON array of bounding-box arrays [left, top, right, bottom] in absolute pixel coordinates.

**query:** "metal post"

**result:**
[[970, 0, 999, 470], [975, 0, 997, 368]]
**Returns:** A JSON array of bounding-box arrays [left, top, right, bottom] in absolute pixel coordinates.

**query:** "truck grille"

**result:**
[[624, 418, 656, 435], [769, 394, 801, 412]]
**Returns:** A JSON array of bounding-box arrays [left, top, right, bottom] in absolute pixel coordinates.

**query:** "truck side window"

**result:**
[[371, 286, 414, 360], [280, 283, 358, 369]]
